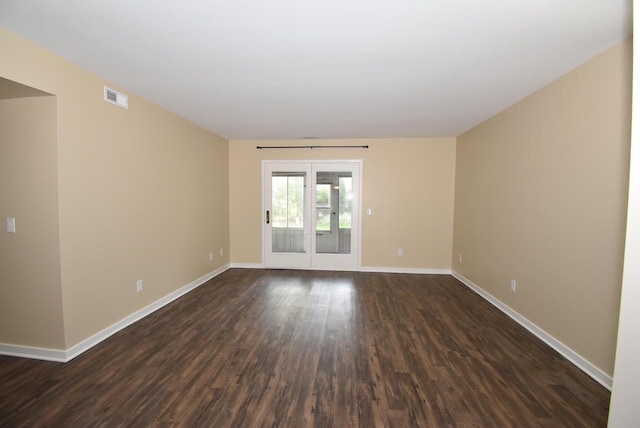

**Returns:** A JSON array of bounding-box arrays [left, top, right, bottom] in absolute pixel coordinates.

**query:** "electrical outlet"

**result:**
[[136, 280, 143, 293], [209, 252, 214, 261], [510, 280, 516, 293], [458, 254, 463, 263], [397, 249, 404, 257], [219, 249, 223, 257], [6, 217, 15, 233]]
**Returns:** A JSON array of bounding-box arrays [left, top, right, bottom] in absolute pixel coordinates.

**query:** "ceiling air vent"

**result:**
[[103, 86, 128, 109]]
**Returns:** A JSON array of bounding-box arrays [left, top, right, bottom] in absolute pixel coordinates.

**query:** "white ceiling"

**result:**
[[0, 1, 632, 140]]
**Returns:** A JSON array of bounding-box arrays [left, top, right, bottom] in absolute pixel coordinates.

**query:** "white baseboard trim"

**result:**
[[0, 343, 66, 362], [0, 264, 231, 363], [230, 264, 451, 275], [65, 264, 231, 362], [6, 264, 609, 390], [230, 263, 264, 269], [451, 271, 613, 390], [360, 266, 452, 275]]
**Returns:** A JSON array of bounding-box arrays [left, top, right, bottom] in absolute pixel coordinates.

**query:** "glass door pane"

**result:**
[[272, 172, 306, 253], [338, 175, 353, 254], [315, 171, 352, 254]]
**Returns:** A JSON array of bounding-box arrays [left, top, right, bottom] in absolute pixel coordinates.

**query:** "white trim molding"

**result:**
[[0, 343, 66, 362], [360, 266, 452, 275], [230, 263, 265, 269], [0, 264, 230, 363], [65, 264, 230, 361], [452, 270, 613, 390], [230, 264, 452, 275]]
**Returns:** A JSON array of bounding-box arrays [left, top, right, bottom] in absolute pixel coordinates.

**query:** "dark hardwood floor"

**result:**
[[0, 269, 610, 427]]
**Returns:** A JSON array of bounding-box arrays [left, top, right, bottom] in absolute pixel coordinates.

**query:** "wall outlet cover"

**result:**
[[6, 217, 16, 233]]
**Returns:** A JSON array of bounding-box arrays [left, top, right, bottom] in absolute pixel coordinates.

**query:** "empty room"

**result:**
[[1, 0, 639, 426]]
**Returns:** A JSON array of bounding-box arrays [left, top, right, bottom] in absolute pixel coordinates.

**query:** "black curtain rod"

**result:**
[[256, 145, 369, 150]]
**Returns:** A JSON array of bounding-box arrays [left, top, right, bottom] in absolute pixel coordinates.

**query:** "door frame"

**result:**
[[262, 159, 363, 271]]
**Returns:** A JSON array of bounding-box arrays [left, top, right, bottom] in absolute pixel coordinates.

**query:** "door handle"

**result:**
[[266, 210, 270, 224]]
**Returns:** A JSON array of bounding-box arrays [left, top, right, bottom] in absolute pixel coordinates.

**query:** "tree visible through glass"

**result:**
[[339, 176, 352, 229], [272, 175, 304, 228]]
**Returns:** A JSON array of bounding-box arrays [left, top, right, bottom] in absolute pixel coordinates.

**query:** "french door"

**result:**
[[263, 160, 361, 270]]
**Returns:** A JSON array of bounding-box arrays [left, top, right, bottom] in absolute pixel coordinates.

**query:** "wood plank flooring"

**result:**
[[0, 269, 610, 426]]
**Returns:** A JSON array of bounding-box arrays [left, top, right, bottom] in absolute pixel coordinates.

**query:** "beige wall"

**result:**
[[229, 138, 456, 269], [453, 39, 632, 375], [0, 25, 629, 379], [0, 96, 65, 349], [0, 29, 230, 349], [609, 11, 640, 424]]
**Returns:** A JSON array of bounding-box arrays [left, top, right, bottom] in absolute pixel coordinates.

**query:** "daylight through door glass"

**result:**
[[272, 173, 306, 253], [315, 171, 352, 254]]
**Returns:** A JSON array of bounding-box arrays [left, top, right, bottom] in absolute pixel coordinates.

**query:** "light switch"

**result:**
[[6, 217, 15, 233], [367, 209, 372, 216]]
